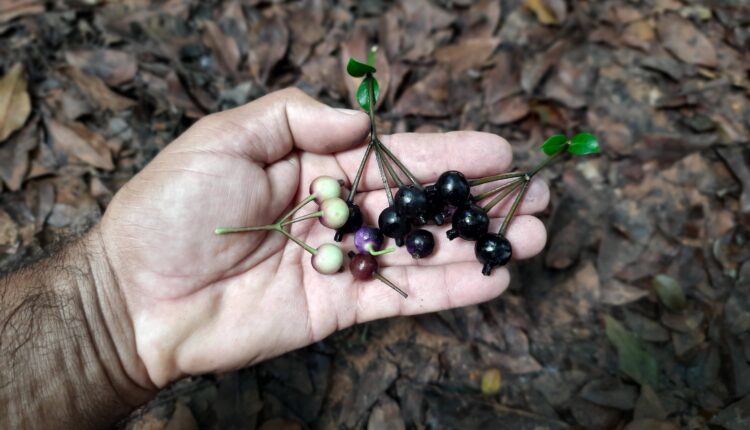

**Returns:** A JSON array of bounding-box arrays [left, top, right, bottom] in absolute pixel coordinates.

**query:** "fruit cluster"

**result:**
[[215, 48, 600, 298]]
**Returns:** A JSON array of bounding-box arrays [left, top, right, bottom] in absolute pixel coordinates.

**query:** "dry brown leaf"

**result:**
[[601, 279, 649, 306], [0, 63, 32, 143], [0, 118, 38, 191], [0, 0, 44, 23], [461, 0, 502, 38], [61, 66, 135, 112], [202, 20, 240, 76], [46, 119, 114, 171], [65, 49, 137, 87], [393, 69, 450, 117], [435, 38, 500, 74], [483, 52, 522, 105], [524, 0, 566, 25], [657, 13, 718, 67], [622, 20, 656, 51], [247, 12, 289, 85], [487, 95, 530, 125]]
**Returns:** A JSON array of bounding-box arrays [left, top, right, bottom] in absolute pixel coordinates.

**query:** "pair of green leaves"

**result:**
[[541, 133, 600, 156], [347, 58, 380, 113], [605, 315, 659, 387]]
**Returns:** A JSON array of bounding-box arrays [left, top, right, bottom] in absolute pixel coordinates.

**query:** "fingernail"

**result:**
[[334, 108, 364, 116]]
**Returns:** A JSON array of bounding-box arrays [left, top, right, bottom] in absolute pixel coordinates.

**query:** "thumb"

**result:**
[[179, 88, 371, 164]]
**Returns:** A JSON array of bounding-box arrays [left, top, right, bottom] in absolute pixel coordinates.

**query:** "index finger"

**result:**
[[334, 131, 512, 193]]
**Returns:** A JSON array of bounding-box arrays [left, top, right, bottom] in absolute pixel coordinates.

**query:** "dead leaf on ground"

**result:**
[[61, 66, 135, 112], [657, 13, 718, 67], [247, 12, 289, 85], [622, 20, 656, 52], [0, 117, 38, 191], [0, 208, 19, 253], [0, 0, 44, 23], [65, 49, 137, 86], [483, 52, 523, 105], [435, 38, 500, 74], [393, 69, 450, 117], [461, 0, 502, 38], [487, 95, 530, 125], [524, 0, 566, 25], [202, 20, 241, 76], [601, 279, 649, 306], [0, 63, 32, 143], [46, 119, 114, 171]]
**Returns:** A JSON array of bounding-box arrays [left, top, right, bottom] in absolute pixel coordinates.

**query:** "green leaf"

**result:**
[[541, 134, 568, 155], [568, 133, 600, 155], [346, 58, 376, 77], [605, 315, 659, 387], [356, 77, 380, 112], [653, 275, 687, 311]]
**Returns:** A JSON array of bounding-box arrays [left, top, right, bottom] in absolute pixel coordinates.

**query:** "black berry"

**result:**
[[446, 204, 489, 241], [334, 202, 363, 242], [395, 185, 429, 224], [378, 205, 410, 245], [405, 229, 435, 259], [437, 171, 471, 206], [475, 233, 512, 276], [424, 184, 446, 225]]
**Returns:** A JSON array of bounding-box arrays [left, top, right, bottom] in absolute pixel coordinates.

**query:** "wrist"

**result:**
[[75, 226, 157, 402], [0, 227, 156, 428]]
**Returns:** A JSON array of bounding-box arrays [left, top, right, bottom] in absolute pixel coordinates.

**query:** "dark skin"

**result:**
[[0, 88, 549, 428]]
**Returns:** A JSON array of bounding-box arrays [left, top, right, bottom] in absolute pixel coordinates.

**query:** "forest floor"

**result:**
[[1, 0, 749, 429]]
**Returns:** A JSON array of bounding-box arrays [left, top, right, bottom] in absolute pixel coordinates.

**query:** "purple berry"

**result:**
[[355, 226, 384, 254]]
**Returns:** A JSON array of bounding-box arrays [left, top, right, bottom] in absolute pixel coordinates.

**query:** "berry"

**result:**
[[394, 185, 429, 223], [424, 184, 446, 225], [475, 233, 512, 276], [319, 197, 349, 229], [354, 226, 384, 254], [437, 170, 470, 206], [378, 205, 410, 245], [446, 204, 489, 241], [349, 253, 378, 280], [310, 176, 342, 203], [312, 243, 344, 274], [334, 202, 363, 241], [405, 229, 435, 259]]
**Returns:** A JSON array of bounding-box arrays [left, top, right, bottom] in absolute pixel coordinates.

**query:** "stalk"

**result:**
[[481, 179, 524, 212], [278, 227, 317, 255], [379, 146, 405, 187], [469, 172, 525, 187], [472, 180, 521, 202], [498, 177, 530, 236], [346, 142, 374, 202], [280, 211, 322, 226], [378, 141, 422, 189], [373, 272, 408, 298], [277, 194, 316, 223]]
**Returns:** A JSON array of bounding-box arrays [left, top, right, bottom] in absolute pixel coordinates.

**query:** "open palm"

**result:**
[[99, 89, 549, 388]]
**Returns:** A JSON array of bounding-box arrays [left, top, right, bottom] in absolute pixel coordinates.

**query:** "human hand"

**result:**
[[95, 88, 549, 391]]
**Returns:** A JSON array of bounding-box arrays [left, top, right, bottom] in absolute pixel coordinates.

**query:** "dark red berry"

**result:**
[[446, 204, 489, 241], [405, 229, 435, 259], [334, 202, 363, 242], [350, 253, 379, 280], [437, 171, 470, 206], [475, 233, 512, 276]]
